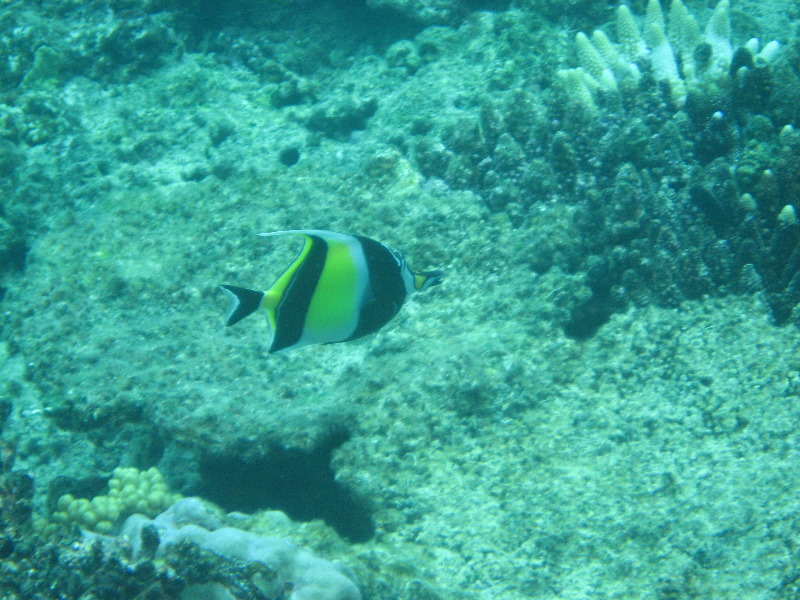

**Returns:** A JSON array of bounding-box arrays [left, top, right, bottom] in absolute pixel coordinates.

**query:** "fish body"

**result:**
[[221, 230, 442, 353]]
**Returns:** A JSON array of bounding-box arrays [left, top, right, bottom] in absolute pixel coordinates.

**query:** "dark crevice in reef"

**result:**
[[172, 0, 422, 54], [563, 285, 615, 341], [463, 0, 511, 11], [2, 238, 28, 273], [198, 430, 374, 543]]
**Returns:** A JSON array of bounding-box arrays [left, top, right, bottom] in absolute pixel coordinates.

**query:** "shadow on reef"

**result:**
[[165, 0, 426, 56], [198, 428, 375, 543]]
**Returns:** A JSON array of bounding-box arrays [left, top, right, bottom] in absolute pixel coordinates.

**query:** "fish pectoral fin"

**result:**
[[220, 285, 265, 326]]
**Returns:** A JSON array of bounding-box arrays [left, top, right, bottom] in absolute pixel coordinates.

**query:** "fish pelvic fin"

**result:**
[[220, 285, 266, 326]]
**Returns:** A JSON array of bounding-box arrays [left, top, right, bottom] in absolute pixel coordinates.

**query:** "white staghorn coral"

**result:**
[[558, 0, 781, 113], [703, 0, 733, 79], [556, 68, 601, 116], [645, 0, 667, 39], [616, 5, 648, 60], [643, 18, 685, 103], [575, 31, 617, 91], [668, 0, 702, 81], [591, 29, 641, 82]]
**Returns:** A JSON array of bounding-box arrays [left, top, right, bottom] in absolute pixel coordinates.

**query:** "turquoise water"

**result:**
[[1, 0, 799, 598]]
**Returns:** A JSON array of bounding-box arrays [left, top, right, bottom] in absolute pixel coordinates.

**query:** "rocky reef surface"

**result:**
[[1, 0, 800, 598]]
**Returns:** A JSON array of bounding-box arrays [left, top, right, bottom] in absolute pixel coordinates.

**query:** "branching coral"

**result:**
[[559, 0, 781, 113]]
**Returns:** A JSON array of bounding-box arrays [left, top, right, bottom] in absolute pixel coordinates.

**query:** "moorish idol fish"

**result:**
[[220, 230, 443, 353]]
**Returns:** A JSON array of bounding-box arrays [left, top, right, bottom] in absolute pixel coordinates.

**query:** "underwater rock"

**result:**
[[304, 96, 378, 139], [366, 0, 466, 25], [0, 216, 26, 275], [117, 498, 361, 600], [0, 140, 24, 177], [386, 39, 423, 75], [95, 16, 181, 78]]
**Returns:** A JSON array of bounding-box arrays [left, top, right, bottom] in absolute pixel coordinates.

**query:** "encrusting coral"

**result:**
[[116, 497, 362, 600], [559, 0, 781, 113], [51, 466, 181, 534]]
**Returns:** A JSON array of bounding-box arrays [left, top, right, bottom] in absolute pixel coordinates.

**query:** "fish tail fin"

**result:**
[[413, 270, 444, 291], [220, 285, 265, 326]]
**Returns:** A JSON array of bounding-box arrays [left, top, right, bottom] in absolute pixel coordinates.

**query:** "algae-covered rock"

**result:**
[[304, 95, 379, 139], [119, 498, 361, 600], [366, 0, 466, 25]]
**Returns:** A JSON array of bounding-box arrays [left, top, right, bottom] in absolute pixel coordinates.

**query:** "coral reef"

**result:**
[[559, 0, 781, 112], [1, 441, 362, 600], [454, 5, 798, 336], [1, 0, 799, 599]]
